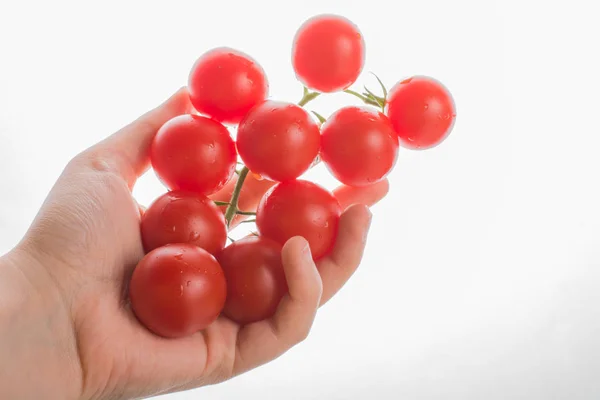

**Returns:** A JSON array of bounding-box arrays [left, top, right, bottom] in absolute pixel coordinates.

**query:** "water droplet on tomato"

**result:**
[[186, 281, 191, 287], [179, 285, 184, 296], [174, 253, 184, 260], [424, 104, 429, 110]]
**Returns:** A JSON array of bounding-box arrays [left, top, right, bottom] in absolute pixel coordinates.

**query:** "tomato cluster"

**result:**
[[129, 14, 457, 338]]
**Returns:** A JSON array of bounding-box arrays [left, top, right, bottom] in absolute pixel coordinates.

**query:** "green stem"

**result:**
[[240, 219, 257, 224], [310, 154, 322, 167], [236, 210, 256, 216], [298, 86, 321, 107], [311, 111, 327, 124], [344, 89, 380, 107], [224, 166, 250, 227], [214, 201, 231, 206]]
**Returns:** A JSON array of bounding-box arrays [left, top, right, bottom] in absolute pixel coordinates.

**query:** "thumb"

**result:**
[[77, 87, 193, 188]]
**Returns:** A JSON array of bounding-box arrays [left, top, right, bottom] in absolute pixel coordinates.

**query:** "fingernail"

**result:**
[[301, 241, 313, 261]]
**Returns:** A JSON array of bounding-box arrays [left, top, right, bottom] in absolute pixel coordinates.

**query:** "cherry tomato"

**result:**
[[386, 76, 456, 150], [321, 106, 399, 187], [188, 47, 269, 124], [141, 191, 227, 255], [217, 236, 287, 324], [256, 180, 341, 260], [150, 114, 237, 196], [236, 100, 320, 182], [129, 243, 227, 338], [292, 14, 365, 93]]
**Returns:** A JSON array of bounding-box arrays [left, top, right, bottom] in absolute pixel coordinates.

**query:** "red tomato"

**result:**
[[292, 14, 365, 93], [236, 100, 321, 182], [188, 47, 269, 124], [321, 106, 399, 187], [150, 114, 237, 196], [217, 236, 287, 324], [386, 76, 456, 150], [129, 244, 227, 338], [141, 191, 227, 255], [256, 180, 341, 260]]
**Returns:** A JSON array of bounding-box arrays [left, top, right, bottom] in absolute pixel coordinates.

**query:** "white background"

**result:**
[[1, 0, 600, 399]]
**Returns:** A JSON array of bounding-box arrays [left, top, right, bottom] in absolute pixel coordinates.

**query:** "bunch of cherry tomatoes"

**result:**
[[129, 14, 456, 338]]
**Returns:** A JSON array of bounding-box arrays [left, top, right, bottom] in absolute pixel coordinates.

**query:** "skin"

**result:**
[[0, 88, 388, 400]]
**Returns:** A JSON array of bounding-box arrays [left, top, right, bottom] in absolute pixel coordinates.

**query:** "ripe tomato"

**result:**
[[292, 14, 365, 93], [188, 47, 269, 124], [217, 236, 287, 324], [321, 106, 399, 187], [256, 180, 341, 260], [150, 114, 237, 196], [129, 243, 227, 338], [386, 76, 456, 149], [141, 191, 227, 255], [236, 100, 321, 182]]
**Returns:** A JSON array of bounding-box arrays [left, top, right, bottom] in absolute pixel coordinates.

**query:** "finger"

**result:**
[[123, 314, 239, 396], [316, 204, 373, 306], [232, 236, 322, 375], [138, 203, 146, 218], [76, 87, 193, 188], [333, 179, 389, 210]]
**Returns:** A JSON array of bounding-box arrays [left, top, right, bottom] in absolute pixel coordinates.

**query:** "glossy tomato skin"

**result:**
[[150, 114, 237, 195], [321, 106, 399, 187], [129, 243, 227, 338], [386, 76, 456, 150], [236, 100, 321, 182], [188, 47, 269, 124], [217, 236, 287, 324], [292, 14, 365, 93], [141, 191, 227, 255], [256, 180, 341, 260]]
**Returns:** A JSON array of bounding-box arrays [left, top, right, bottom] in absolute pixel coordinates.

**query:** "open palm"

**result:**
[[21, 88, 387, 400]]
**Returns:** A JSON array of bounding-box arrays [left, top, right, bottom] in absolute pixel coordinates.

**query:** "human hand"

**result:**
[[0, 88, 388, 400]]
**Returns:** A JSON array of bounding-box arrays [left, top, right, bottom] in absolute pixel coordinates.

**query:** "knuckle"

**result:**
[[82, 149, 119, 174], [71, 148, 130, 179], [293, 324, 312, 344], [68, 150, 129, 192]]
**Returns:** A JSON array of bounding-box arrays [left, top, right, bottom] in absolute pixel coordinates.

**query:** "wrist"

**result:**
[[0, 247, 82, 400]]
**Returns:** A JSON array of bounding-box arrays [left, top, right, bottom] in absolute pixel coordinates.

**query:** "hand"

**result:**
[[0, 88, 388, 400]]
